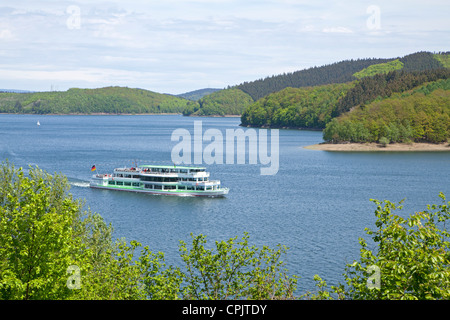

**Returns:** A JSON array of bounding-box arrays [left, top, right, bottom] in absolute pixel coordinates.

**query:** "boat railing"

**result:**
[[94, 174, 112, 179], [140, 171, 209, 177], [114, 168, 139, 173], [140, 171, 178, 176], [180, 180, 221, 185]]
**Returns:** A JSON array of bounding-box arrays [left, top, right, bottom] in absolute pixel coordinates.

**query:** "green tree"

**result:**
[[0, 161, 84, 299], [0, 161, 176, 300], [343, 194, 450, 299], [312, 194, 450, 300], [178, 233, 298, 299], [379, 136, 390, 147]]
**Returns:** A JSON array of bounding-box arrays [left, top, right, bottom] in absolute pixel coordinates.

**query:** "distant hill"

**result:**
[[0, 86, 190, 115], [183, 88, 253, 116], [240, 51, 450, 144], [195, 51, 449, 117], [177, 88, 221, 101], [236, 51, 447, 101], [241, 82, 355, 129], [0, 89, 34, 93], [235, 57, 393, 101], [241, 68, 449, 130]]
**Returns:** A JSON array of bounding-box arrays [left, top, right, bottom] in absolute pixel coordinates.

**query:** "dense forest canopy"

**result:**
[[331, 68, 450, 117], [241, 82, 355, 129], [241, 68, 449, 130], [176, 88, 221, 101], [0, 86, 190, 115], [323, 78, 450, 144], [239, 52, 450, 144], [182, 88, 254, 116], [235, 57, 393, 101], [191, 51, 449, 118], [352, 59, 404, 79], [235, 52, 448, 101]]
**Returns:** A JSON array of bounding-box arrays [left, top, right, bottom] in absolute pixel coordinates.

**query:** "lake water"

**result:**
[[1, 114, 449, 294]]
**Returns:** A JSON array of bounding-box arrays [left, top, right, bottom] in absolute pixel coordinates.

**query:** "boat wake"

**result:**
[[69, 179, 90, 188]]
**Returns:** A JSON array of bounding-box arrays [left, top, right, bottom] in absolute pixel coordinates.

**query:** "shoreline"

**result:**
[[0, 112, 183, 116], [304, 142, 450, 152], [0, 112, 242, 117]]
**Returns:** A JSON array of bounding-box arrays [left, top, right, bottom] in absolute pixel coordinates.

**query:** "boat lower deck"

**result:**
[[90, 183, 229, 197]]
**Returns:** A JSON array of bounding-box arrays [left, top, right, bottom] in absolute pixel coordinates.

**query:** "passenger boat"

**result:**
[[89, 165, 229, 197]]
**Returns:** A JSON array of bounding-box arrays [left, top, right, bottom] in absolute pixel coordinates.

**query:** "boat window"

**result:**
[[154, 185, 162, 190], [108, 181, 115, 185], [178, 186, 185, 190], [132, 182, 139, 187], [116, 181, 123, 186]]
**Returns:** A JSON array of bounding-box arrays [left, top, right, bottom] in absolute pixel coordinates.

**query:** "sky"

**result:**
[[0, 0, 449, 94]]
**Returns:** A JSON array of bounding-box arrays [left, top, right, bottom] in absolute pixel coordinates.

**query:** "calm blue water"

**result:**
[[1, 114, 449, 294]]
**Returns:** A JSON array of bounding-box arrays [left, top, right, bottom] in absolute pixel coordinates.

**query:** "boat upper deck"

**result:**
[[113, 165, 209, 177]]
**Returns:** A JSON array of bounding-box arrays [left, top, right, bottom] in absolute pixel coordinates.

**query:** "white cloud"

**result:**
[[0, 29, 13, 39], [0, 0, 448, 93]]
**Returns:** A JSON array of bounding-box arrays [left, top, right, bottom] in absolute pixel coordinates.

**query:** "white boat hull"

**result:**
[[89, 183, 229, 197]]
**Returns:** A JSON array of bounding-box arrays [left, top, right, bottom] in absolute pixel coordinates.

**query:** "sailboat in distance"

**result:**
[[37, 120, 40, 126]]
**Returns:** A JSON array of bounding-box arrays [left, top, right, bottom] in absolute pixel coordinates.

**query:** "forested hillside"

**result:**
[[0, 86, 190, 115], [241, 82, 354, 129], [177, 88, 221, 101], [352, 59, 404, 79], [192, 51, 448, 118], [182, 88, 254, 116], [235, 58, 393, 101], [1, 51, 448, 120], [323, 78, 450, 144], [240, 52, 449, 133], [332, 68, 450, 117], [235, 52, 447, 101]]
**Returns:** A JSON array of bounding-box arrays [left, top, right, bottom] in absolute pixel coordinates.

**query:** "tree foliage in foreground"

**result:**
[[343, 194, 450, 299], [307, 193, 450, 300], [178, 233, 297, 299], [0, 161, 295, 299], [1, 161, 449, 300]]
